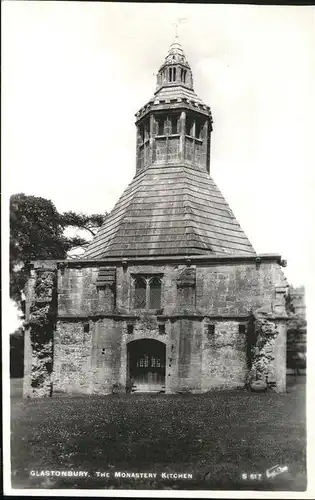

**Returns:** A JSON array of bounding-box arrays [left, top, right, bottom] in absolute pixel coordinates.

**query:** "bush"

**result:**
[[112, 383, 124, 395], [251, 380, 267, 392]]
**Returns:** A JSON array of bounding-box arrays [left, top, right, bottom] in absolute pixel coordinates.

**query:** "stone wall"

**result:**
[[286, 285, 306, 374], [273, 320, 287, 392], [24, 257, 288, 396], [53, 316, 246, 394], [201, 321, 247, 391], [23, 263, 57, 397], [53, 318, 123, 395], [196, 261, 285, 315], [56, 260, 286, 317], [289, 285, 306, 318], [58, 266, 100, 316], [23, 270, 37, 396]]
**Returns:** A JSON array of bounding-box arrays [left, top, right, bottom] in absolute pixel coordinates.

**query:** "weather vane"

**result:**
[[172, 17, 188, 38]]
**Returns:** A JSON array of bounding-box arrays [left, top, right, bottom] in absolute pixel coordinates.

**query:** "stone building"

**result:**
[[24, 37, 289, 397], [288, 286, 306, 319], [286, 286, 307, 374]]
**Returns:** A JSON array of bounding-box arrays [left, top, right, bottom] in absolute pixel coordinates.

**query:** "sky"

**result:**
[[2, 2, 315, 331]]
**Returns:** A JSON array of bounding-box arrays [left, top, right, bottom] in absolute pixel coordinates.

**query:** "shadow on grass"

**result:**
[[10, 377, 306, 491]]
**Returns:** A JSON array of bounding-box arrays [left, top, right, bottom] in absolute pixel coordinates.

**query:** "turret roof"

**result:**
[[153, 84, 206, 106], [82, 38, 255, 260], [162, 35, 190, 67]]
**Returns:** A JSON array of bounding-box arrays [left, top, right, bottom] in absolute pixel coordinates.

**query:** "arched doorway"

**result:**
[[127, 339, 166, 392]]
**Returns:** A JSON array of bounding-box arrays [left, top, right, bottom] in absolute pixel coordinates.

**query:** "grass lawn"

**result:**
[[10, 376, 306, 491]]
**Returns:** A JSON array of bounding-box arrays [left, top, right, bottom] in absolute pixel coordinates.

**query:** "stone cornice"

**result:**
[[30, 253, 285, 269], [56, 312, 288, 322], [57, 313, 249, 322], [135, 101, 211, 123]]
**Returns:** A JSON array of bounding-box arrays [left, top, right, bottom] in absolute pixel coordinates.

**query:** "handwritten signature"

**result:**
[[266, 464, 288, 479]]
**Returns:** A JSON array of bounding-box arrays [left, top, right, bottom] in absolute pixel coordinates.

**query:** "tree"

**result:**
[[10, 193, 107, 378], [285, 288, 307, 374], [10, 193, 106, 307], [60, 211, 105, 237]]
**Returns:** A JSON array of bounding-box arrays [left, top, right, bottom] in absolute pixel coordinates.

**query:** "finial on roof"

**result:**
[[172, 17, 187, 38], [157, 18, 190, 67], [164, 34, 189, 66], [155, 18, 193, 90]]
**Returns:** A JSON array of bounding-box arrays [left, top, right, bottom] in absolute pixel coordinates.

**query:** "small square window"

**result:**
[[158, 324, 166, 335], [239, 324, 246, 334], [127, 324, 134, 335], [207, 324, 215, 336], [83, 323, 89, 333]]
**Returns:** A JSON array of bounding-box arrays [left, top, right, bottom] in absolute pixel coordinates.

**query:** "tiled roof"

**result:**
[[136, 85, 211, 122], [83, 164, 256, 259], [154, 85, 205, 106]]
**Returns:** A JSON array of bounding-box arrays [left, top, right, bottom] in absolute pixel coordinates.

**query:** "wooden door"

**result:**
[[128, 340, 166, 392]]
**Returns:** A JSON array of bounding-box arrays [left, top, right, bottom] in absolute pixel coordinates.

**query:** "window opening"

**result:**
[[195, 120, 203, 139], [239, 324, 246, 334], [137, 354, 149, 368], [149, 277, 162, 309], [127, 324, 134, 335], [151, 356, 162, 367], [133, 275, 163, 310], [207, 324, 215, 336], [164, 117, 171, 135], [139, 125, 144, 143], [138, 146, 144, 168], [83, 323, 89, 334], [186, 116, 194, 136], [134, 277, 146, 309], [158, 324, 166, 335], [144, 121, 150, 141], [171, 116, 178, 134], [156, 117, 165, 135]]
